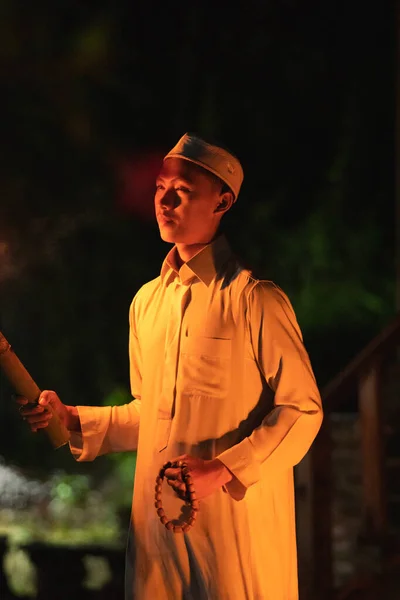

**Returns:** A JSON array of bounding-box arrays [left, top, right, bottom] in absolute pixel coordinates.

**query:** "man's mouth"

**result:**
[[158, 214, 175, 225]]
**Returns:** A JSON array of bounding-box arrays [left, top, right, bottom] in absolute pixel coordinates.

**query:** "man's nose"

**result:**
[[159, 189, 179, 209]]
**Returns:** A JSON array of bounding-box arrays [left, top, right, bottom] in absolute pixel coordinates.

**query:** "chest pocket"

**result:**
[[179, 336, 231, 398]]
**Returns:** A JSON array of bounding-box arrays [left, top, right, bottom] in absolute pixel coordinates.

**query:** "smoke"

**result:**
[[0, 457, 48, 510]]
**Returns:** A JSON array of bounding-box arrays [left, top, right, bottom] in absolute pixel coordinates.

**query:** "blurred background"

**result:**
[[0, 1, 396, 598]]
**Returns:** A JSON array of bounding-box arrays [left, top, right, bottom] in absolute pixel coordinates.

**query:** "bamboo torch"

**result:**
[[0, 330, 70, 448]]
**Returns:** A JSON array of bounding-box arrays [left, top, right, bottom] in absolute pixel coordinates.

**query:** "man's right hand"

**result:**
[[16, 390, 81, 433]]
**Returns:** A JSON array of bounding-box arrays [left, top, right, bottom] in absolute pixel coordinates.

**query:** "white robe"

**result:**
[[70, 237, 323, 599]]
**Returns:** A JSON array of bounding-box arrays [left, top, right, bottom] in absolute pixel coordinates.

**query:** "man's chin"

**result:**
[[159, 230, 180, 243]]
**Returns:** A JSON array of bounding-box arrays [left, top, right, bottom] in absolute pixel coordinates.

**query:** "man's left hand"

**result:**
[[164, 455, 233, 501]]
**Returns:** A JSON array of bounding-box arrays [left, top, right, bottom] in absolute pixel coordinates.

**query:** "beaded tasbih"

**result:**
[[155, 460, 199, 533]]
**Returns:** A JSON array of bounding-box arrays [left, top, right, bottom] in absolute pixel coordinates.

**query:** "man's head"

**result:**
[[155, 133, 244, 245]]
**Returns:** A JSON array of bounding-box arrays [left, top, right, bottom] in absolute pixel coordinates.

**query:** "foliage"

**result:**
[[3, 544, 113, 598], [0, 468, 123, 549], [3, 545, 37, 598], [83, 555, 112, 591], [246, 203, 394, 333]]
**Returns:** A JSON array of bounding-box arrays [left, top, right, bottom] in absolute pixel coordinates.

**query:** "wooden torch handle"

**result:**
[[0, 331, 70, 449]]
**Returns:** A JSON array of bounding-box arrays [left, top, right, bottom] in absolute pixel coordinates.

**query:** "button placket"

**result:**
[[161, 283, 191, 417]]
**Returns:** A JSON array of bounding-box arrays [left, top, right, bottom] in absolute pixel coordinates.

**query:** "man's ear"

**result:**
[[214, 192, 235, 214]]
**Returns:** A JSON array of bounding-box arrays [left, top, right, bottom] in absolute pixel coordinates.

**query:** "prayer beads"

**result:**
[[155, 460, 199, 532]]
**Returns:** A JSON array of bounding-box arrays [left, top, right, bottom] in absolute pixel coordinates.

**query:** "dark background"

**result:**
[[0, 1, 395, 473]]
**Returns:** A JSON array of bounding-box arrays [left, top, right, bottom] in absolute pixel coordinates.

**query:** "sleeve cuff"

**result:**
[[217, 437, 260, 500], [69, 405, 111, 462]]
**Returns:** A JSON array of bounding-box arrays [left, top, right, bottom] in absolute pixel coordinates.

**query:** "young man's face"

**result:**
[[154, 158, 226, 245]]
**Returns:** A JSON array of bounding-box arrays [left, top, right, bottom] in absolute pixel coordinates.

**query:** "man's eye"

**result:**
[[155, 184, 164, 191], [176, 186, 191, 193]]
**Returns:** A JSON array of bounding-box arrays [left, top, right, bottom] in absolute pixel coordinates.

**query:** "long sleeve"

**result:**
[[69, 401, 141, 461], [69, 297, 142, 461], [217, 281, 323, 494]]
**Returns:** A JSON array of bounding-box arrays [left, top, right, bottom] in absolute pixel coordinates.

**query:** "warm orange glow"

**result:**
[[116, 151, 164, 221]]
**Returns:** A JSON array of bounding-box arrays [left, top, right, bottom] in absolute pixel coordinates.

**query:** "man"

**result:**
[[18, 133, 323, 599]]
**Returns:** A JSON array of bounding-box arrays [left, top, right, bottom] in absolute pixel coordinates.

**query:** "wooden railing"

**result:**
[[297, 312, 400, 600]]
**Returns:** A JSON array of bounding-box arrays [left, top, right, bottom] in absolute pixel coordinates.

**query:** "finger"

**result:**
[[164, 468, 182, 481], [32, 419, 51, 430], [20, 404, 46, 417], [166, 479, 186, 496], [27, 411, 52, 425], [28, 415, 52, 433], [20, 409, 52, 434], [166, 478, 185, 490], [169, 454, 189, 465], [38, 390, 54, 407], [15, 395, 29, 406]]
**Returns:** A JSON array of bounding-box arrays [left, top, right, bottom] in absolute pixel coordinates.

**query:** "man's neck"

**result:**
[[174, 242, 210, 268]]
